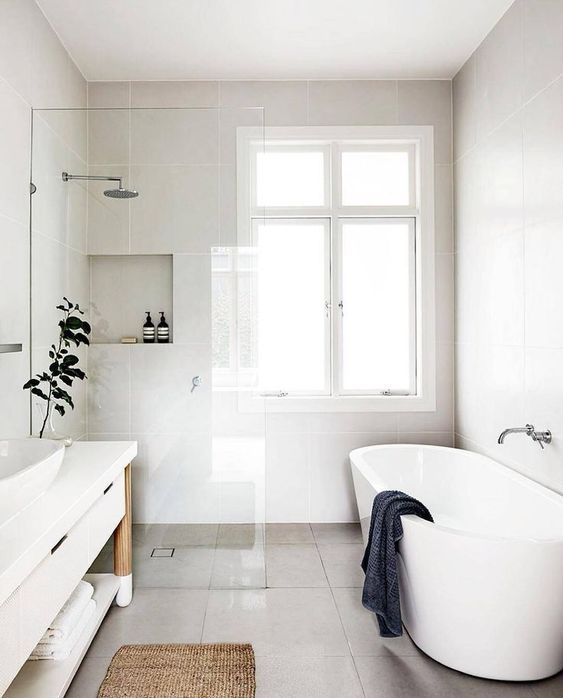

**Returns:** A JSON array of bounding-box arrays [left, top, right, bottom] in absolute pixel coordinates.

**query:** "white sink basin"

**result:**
[[0, 439, 65, 527]]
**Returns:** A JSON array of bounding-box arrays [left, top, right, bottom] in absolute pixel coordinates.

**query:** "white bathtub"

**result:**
[[350, 444, 563, 681]]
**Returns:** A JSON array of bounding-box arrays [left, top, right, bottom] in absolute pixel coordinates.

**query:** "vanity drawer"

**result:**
[[19, 512, 89, 662], [88, 471, 125, 563], [0, 589, 21, 695]]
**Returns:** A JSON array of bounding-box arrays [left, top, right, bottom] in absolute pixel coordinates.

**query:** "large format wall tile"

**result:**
[[523, 0, 563, 101], [131, 108, 219, 165], [130, 165, 219, 253], [307, 80, 397, 126], [131, 81, 219, 108], [88, 345, 131, 434], [397, 80, 452, 164], [0, 0, 87, 439], [0, 79, 30, 225]]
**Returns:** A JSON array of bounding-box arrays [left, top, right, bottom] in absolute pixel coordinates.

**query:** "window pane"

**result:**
[[341, 220, 413, 392], [256, 150, 325, 207], [256, 220, 327, 392], [341, 150, 410, 206]]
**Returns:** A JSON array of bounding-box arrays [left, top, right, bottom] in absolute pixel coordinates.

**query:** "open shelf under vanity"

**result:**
[[5, 575, 119, 698]]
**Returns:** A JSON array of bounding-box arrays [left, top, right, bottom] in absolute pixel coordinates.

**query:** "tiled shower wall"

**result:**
[[454, 0, 563, 494], [87, 79, 454, 523], [0, 0, 87, 439]]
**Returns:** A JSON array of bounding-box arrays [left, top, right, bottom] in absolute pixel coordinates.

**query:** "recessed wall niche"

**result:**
[[90, 255, 173, 344]]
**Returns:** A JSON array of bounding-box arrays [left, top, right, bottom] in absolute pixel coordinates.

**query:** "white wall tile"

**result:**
[[131, 108, 218, 165], [132, 432, 220, 523], [0, 0, 34, 104], [132, 81, 219, 108], [525, 347, 563, 435], [434, 165, 453, 254], [88, 345, 131, 434], [0, 79, 30, 225], [0, 217, 29, 343], [307, 80, 397, 126], [0, 351, 30, 438], [309, 432, 396, 522], [524, 217, 563, 348], [86, 164, 131, 255], [435, 253, 454, 343], [220, 81, 307, 125], [87, 82, 130, 109], [266, 433, 310, 523], [453, 54, 478, 160], [523, 0, 563, 101], [0, 0, 87, 440], [130, 344, 211, 434], [523, 76, 563, 227], [88, 109, 130, 165], [475, 0, 523, 139], [173, 254, 211, 344], [397, 80, 452, 164], [130, 165, 219, 253]]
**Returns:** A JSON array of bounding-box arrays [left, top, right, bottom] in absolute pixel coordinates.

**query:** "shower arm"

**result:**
[[61, 171, 123, 187]]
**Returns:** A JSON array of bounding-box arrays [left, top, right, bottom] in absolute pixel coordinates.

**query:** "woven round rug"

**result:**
[[97, 643, 255, 698]]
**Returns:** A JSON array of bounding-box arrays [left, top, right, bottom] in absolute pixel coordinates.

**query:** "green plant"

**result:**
[[23, 297, 91, 438]]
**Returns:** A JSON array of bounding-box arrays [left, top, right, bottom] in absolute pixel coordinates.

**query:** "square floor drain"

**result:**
[[151, 547, 175, 558]]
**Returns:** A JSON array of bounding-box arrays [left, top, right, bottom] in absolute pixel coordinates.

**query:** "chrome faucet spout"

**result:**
[[497, 424, 552, 449]]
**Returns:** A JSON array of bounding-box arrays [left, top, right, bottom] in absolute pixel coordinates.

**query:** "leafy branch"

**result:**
[[23, 297, 91, 438]]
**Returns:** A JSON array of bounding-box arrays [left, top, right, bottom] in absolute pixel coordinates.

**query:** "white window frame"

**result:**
[[236, 125, 436, 413]]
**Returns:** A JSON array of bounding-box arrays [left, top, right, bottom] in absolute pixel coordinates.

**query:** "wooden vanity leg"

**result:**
[[114, 463, 133, 607]]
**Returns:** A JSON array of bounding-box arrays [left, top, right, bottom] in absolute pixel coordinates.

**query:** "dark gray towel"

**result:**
[[361, 490, 433, 638]]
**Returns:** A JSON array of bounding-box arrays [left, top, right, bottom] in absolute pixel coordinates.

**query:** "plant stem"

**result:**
[[39, 307, 68, 439]]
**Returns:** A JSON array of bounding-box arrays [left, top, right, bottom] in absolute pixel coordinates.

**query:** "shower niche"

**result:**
[[90, 254, 173, 345]]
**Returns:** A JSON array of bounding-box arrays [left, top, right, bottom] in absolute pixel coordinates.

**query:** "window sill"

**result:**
[[237, 392, 436, 414]]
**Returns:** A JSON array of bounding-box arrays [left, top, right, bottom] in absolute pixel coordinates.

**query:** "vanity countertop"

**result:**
[[0, 440, 136, 606]]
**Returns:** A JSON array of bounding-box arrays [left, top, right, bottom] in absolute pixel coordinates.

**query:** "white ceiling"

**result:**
[[37, 0, 514, 82]]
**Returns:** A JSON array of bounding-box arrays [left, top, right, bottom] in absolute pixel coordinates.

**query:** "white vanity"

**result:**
[[0, 440, 137, 697]]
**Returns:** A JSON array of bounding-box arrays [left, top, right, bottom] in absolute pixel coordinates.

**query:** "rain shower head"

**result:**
[[103, 186, 139, 199], [62, 171, 139, 199]]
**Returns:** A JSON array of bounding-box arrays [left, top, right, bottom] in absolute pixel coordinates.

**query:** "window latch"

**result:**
[[324, 301, 331, 317], [338, 300, 344, 315]]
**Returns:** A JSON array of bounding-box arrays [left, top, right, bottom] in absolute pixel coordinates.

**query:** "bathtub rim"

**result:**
[[350, 443, 563, 546]]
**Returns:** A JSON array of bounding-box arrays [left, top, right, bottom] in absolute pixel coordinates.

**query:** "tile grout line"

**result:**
[[316, 536, 366, 697]]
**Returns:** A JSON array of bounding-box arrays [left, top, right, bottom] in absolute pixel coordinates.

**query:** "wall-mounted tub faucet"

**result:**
[[498, 424, 552, 449]]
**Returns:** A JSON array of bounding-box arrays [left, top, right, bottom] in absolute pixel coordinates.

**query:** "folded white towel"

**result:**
[[30, 599, 96, 661], [39, 580, 94, 644]]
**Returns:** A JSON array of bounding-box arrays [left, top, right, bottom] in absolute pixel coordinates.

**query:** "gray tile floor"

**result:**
[[68, 523, 562, 697]]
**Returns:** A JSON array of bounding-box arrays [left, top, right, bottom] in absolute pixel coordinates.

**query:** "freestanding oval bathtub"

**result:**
[[350, 444, 563, 681]]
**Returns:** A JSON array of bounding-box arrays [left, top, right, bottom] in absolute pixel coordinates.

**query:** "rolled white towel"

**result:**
[[30, 599, 96, 661], [39, 580, 94, 644]]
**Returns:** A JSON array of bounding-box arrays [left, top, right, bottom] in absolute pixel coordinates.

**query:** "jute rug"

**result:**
[[97, 643, 255, 698]]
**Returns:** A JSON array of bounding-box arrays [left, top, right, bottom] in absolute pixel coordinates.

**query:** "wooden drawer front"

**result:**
[[0, 588, 21, 695], [19, 514, 89, 662], [88, 471, 125, 564]]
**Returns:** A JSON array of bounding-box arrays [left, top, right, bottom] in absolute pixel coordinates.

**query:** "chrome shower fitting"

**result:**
[[497, 424, 552, 449], [61, 171, 139, 199]]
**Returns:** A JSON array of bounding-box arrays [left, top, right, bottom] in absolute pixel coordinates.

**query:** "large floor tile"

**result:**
[[211, 545, 265, 588], [133, 544, 215, 588], [266, 545, 327, 588], [333, 587, 419, 657], [202, 588, 350, 657], [312, 523, 363, 545], [256, 657, 364, 697], [133, 523, 219, 547], [217, 523, 265, 547], [265, 523, 315, 544], [355, 656, 536, 698], [65, 658, 110, 698], [318, 544, 365, 587], [87, 589, 208, 658]]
